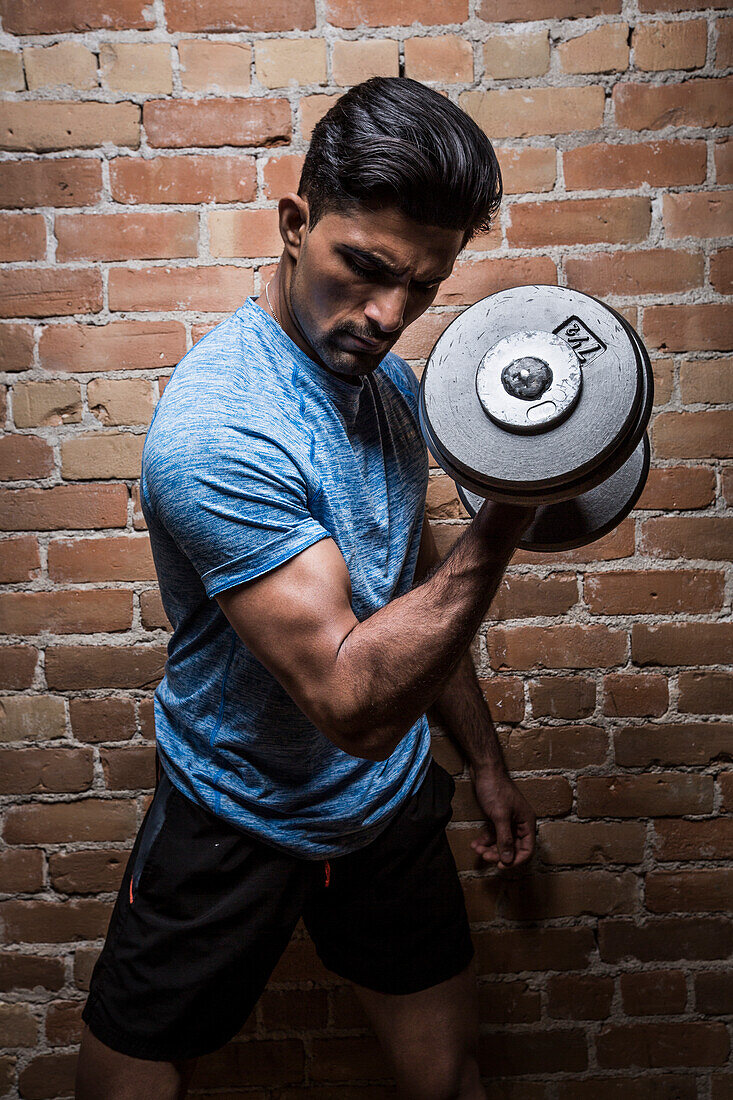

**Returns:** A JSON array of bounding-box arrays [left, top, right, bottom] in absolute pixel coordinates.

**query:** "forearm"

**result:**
[[427, 649, 508, 776], [332, 501, 530, 760]]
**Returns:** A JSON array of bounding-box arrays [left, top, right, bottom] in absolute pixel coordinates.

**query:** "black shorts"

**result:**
[[82, 756, 474, 1062]]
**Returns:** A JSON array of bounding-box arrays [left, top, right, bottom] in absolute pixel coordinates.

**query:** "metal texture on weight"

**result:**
[[456, 435, 651, 552], [420, 285, 644, 504], [476, 329, 583, 434]]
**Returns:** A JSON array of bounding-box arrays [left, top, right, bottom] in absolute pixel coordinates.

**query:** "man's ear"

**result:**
[[278, 193, 309, 260]]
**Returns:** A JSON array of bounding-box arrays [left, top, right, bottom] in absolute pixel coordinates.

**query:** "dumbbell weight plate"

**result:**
[[456, 434, 650, 552], [419, 285, 645, 505]]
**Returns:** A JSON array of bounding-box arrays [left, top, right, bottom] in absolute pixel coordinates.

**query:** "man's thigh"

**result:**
[[352, 964, 483, 1100]]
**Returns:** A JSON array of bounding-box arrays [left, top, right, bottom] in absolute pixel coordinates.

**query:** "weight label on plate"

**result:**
[[554, 316, 606, 366]]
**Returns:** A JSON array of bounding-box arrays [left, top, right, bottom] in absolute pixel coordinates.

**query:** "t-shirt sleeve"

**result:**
[[142, 422, 329, 599]]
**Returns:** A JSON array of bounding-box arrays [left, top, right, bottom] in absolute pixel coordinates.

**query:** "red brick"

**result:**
[[614, 77, 733, 130], [191, 1038, 305, 1088], [0, 536, 40, 582], [646, 869, 733, 914], [488, 573, 578, 620], [496, 146, 556, 195], [56, 211, 198, 262], [165, 0, 316, 31], [600, 916, 733, 963], [0, 484, 128, 532], [0, 434, 53, 480], [45, 645, 166, 690], [0, 848, 43, 893], [44, 1000, 84, 1046], [578, 773, 713, 817], [563, 140, 706, 190], [603, 672, 668, 717], [566, 249, 703, 297], [100, 744, 156, 790], [559, 1076, 698, 1100], [598, 1020, 728, 1067], [478, 1030, 587, 1076], [324, 0, 467, 26], [143, 98, 291, 149], [473, 927, 595, 974], [495, 869, 637, 920], [39, 320, 186, 373], [501, 725, 607, 771], [539, 821, 645, 865], [654, 819, 733, 862], [140, 589, 170, 631], [529, 676, 595, 719], [585, 568, 723, 614], [0, 590, 132, 635], [711, 248, 733, 294], [620, 970, 687, 1016], [69, 697, 137, 743], [0, 158, 102, 210], [0, 645, 37, 689], [696, 971, 733, 1016], [639, 516, 733, 560], [452, 775, 572, 820], [209, 208, 282, 258], [715, 138, 733, 184], [651, 411, 730, 457], [507, 197, 651, 248], [18, 1051, 77, 1100], [110, 154, 256, 205], [478, 981, 541, 1025], [3, 798, 136, 844], [678, 670, 732, 715], [434, 256, 556, 307], [664, 190, 733, 239], [49, 851, 126, 896], [463, 84, 604, 140], [0, 952, 65, 992], [614, 722, 733, 767], [680, 358, 733, 404], [488, 624, 627, 671], [634, 621, 733, 666], [0, 746, 93, 794], [108, 265, 253, 313], [513, 521, 635, 566], [0, 898, 113, 943], [262, 154, 305, 199], [637, 466, 715, 510], [479, 0, 620, 16], [48, 536, 154, 583], [260, 988, 328, 1032], [0, 268, 102, 319], [644, 303, 732, 352], [0, 0, 154, 32], [0, 213, 45, 262], [0, 324, 34, 372], [547, 974, 614, 1019], [0, 102, 140, 153]]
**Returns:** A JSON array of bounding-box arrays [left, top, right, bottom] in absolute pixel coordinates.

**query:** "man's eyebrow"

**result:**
[[342, 245, 449, 284]]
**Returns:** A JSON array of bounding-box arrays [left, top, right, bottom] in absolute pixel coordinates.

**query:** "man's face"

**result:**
[[287, 204, 464, 381]]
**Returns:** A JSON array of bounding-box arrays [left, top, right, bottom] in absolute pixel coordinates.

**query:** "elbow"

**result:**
[[320, 704, 398, 762]]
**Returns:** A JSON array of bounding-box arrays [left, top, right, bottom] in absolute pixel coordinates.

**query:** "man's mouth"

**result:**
[[339, 332, 389, 353]]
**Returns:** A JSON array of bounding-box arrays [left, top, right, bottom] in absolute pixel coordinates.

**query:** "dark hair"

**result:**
[[298, 77, 502, 247]]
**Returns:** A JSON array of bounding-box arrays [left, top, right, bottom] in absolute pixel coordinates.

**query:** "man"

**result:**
[[76, 77, 537, 1100]]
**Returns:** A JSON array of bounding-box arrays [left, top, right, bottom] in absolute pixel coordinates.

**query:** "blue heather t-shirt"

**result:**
[[140, 296, 432, 858]]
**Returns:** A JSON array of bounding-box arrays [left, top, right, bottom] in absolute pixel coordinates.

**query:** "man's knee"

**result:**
[[399, 1050, 484, 1100], [75, 1025, 197, 1100]]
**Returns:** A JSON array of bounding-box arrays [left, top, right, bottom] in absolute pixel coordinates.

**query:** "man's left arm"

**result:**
[[413, 510, 536, 869]]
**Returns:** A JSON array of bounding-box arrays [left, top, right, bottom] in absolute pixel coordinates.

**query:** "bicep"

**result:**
[[215, 537, 360, 744]]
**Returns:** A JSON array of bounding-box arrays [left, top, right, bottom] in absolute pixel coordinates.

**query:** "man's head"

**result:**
[[273, 77, 502, 381]]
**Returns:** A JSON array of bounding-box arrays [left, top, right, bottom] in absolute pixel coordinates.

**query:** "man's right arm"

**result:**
[[216, 500, 532, 762]]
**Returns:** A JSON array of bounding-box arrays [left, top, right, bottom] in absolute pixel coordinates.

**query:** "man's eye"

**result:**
[[345, 256, 375, 279]]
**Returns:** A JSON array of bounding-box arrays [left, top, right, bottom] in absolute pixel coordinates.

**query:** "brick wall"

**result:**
[[0, 0, 731, 1094]]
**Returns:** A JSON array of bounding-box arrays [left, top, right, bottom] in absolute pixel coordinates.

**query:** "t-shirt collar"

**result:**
[[244, 296, 365, 423]]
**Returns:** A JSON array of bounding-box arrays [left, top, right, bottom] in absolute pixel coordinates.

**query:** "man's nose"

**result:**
[[364, 285, 408, 333]]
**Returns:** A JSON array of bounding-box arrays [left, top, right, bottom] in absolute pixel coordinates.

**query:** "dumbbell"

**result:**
[[418, 285, 653, 552]]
